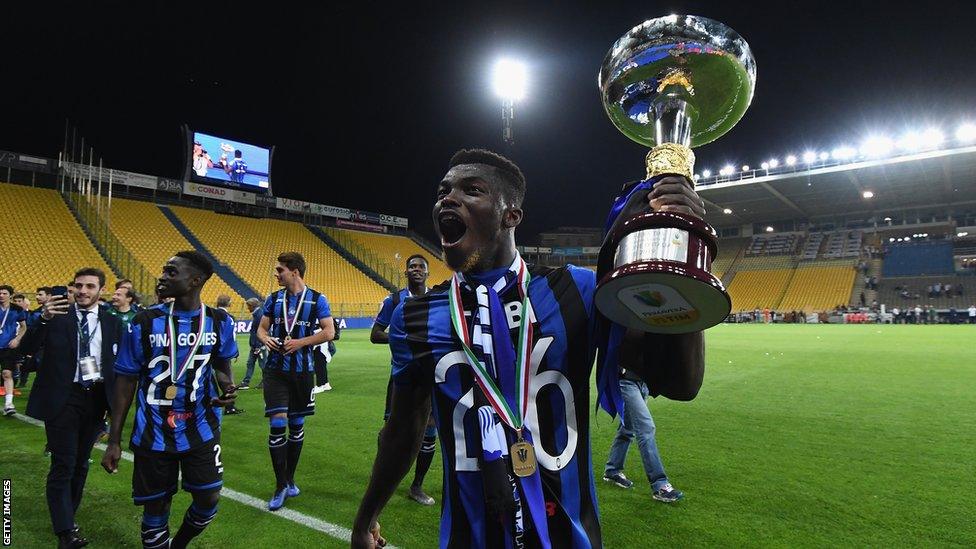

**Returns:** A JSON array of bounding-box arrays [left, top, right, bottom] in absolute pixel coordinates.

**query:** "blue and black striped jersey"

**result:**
[[115, 304, 238, 453], [263, 287, 331, 373], [391, 265, 603, 549]]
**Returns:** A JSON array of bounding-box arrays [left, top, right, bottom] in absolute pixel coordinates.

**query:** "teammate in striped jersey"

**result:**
[[370, 253, 437, 506], [256, 251, 335, 511], [103, 251, 239, 549], [353, 149, 707, 548]]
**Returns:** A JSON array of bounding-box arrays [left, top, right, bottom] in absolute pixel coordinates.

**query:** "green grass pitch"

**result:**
[[2, 325, 974, 547]]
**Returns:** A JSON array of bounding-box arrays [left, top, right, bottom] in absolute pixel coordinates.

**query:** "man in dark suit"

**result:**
[[24, 267, 123, 549]]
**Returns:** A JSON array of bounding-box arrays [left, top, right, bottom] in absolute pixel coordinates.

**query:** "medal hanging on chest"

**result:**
[[448, 255, 538, 477], [281, 287, 308, 345], [166, 302, 206, 401]]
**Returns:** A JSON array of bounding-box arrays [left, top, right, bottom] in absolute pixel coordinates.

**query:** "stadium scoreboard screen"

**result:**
[[184, 127, 273, 192]]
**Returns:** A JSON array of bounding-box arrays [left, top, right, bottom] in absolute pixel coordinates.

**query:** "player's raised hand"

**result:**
[[101, 442, 121, 474], [41, 295, 70, 320], [648, 175, 706, 218]]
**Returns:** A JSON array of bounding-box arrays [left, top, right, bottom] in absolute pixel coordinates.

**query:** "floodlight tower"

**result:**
[[493, 59, 527, 145]]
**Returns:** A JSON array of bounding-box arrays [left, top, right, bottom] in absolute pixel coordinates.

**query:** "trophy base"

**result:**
[[595, 262, 731, 333]]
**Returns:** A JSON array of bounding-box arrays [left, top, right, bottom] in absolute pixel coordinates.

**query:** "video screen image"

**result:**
[[191, 131, 270, 190]]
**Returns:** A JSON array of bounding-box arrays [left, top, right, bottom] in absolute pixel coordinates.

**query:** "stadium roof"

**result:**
[[699, 145, 976, 229]]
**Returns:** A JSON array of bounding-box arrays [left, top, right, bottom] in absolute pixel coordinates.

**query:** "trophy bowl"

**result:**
[[595, 14, 755, 333]]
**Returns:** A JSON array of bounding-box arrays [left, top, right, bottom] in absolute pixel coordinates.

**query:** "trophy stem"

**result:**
[[652, 98, 693, 147]]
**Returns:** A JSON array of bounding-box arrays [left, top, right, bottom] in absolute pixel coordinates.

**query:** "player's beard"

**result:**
[[443, 248, 482, 274]]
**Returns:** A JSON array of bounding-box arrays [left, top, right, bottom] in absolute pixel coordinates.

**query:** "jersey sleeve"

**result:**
[[262, 293, 275, 318], [373, 295, 395, 328], [316, 293, 331, 319], [114, 320, 144, 377], [566, 265, 597, 339], [215, 314, 238, 360], [390, 302, 421, 386]]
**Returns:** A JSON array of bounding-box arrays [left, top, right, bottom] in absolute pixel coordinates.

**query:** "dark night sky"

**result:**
[[3, 1, 976, 241]]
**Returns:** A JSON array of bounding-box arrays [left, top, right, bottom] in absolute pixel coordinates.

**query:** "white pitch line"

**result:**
[[12, 413, 392, 547]]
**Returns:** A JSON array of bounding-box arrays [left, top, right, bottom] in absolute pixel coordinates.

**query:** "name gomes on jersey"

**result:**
[[438, 299, 578, 473], [148, 331, 219, 348]]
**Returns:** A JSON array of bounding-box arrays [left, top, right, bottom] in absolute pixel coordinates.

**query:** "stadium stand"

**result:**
[[324, 228, 453, 288], [727, 268, 794, 311], [108, 198, 246, 308], [0, 183, 114, 295], [778, 260, 858, 312], [822, 230, 863, 259], [711, 236, 750, 282], [746, 232, 800, 255], [168, 206, 389, 316], [882, 241, 955, 276], [874, 275, 971, 310]]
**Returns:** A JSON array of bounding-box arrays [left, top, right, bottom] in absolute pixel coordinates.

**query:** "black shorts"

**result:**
[[0, 348, 17, 371], [131, 439, 223, 505], [263, 369, 315, 418]]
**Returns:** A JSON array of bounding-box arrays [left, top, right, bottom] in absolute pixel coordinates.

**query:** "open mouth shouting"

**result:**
[[437, 210, 468, 249]]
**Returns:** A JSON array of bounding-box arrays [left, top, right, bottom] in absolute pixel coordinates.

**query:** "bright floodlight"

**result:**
[[861, 136, 894, 157], [702, 169, 712, 178], [862, 190, 874, 199], [802, 151, 817, 163], [742, 165, 750, 171], [493, 59, 527, 100], [761, 162, 769, 170], [819, 152, 830, 161], [765, 226, 774, 232], [721, 164, 735, 175], [898, 131, 922, 151], [785, 155, 797, 166], [769, 158, 779, 168], [921, 128, 944, 148], [956, 123, 976, 142], [723, 208, 733, 214], [831, 146, 856, 160]]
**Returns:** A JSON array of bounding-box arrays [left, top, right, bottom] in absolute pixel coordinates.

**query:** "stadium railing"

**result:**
[[320, 227, 406, 289], [63, 190, 158, 300]]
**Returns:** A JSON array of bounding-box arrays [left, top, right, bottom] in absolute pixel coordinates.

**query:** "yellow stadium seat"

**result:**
[[0, 183, 114, 298], [109, 198, 246, 311], [324, 228, 452, 288], [170, 206, 389, 317], [779, 261, 856, 313], [727, 269, 793, 311]]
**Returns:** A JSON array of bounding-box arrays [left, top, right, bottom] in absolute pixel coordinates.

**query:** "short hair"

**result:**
[[277, 252, 307, 278], [405, 254, 428, 267], [216, 295, 232, 308], [246, 297, 262, 309], [234, 150, 242, 158], [175, 250, 214, 280], [449, 148, 526, 207], [12, 293, 25, 301], [74, 267, 106, 288], [115, 278, 133, 289], [37, 286, 52, 294], [0, 285, 13, 295]]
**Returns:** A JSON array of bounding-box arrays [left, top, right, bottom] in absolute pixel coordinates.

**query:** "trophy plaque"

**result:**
[[596, 14, 756, 333]]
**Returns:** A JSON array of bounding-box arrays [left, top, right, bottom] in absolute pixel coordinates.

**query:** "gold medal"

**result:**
[[284, 334, 292, 342], [510, 440, 537, 477], [165, 385, 178, 400]]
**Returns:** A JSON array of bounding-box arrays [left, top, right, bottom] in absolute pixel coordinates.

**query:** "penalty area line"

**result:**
[[12, 413, 391, 547]]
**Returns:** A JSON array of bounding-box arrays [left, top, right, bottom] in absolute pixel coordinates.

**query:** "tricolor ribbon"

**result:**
[[281, 286, 308, 338], [448, 255, 533, 435], [167, 302, 207, 388]]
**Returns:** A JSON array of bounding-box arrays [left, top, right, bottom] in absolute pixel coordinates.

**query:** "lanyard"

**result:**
[[448, 255, 533, 438], [281, 286, 308, 337], [167, 302, 206, 385], [0, 306, 9, 334]]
